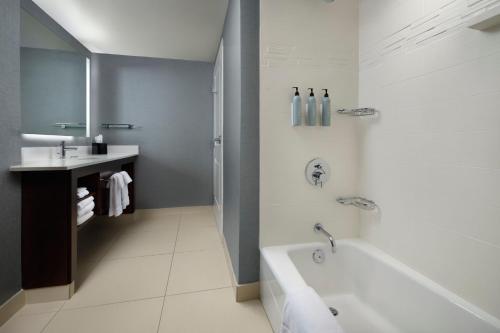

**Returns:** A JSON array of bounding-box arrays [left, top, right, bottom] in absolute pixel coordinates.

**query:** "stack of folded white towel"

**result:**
[[107, 171, 133, 217], [77, 187, 95, 225], [77, 187, 89, 199]]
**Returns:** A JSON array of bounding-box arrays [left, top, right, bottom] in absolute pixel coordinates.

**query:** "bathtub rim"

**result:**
[[260, 238, 500, 330]]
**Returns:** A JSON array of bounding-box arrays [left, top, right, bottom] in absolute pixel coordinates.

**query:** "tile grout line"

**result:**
[[34, 209, 214, 333], [165, 286, 234, 298], [87, 241, 222, 264], [98, 250, 178, 262], [156, 213, 182, 333], [39, 302, 66, 333], [56, 227, 116, 314], [161, 208, 233, 295], [52, 296, 165, 312], [61, 213, 178, 315], [164, 214, 182, 295]]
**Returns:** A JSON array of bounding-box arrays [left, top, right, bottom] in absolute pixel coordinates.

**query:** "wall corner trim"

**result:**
[[221, 230, 260, 302], [235, 281, 260, 302], [0, 290, 26, 326]]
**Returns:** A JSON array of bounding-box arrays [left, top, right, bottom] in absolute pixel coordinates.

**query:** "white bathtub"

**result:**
[[260, 239, 500, 333]]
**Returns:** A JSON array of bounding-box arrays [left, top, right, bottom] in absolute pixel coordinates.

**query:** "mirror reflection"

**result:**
[[21, 9, 89, 137]]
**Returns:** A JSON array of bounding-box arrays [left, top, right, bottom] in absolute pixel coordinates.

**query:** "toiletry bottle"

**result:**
[[291, 87, 302, 126], [321, 89, 331, 126], [306, 88, 316, 126]]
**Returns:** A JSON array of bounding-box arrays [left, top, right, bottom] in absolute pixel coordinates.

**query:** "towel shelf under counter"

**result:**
[[14, 155, 137, 296]]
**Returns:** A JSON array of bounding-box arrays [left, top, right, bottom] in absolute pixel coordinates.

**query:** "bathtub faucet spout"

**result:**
[[314, 223, 336, 252]]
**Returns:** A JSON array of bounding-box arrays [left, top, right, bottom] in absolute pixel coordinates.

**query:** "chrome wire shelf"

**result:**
[[337, 108, 376, 116], [337, 197, 378, 210]]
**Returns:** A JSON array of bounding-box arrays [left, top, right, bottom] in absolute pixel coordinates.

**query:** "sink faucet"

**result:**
[[314, 223, 336, 252], [60, 141, 77, 158]]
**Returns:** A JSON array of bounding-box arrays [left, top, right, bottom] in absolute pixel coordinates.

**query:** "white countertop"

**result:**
[[10, 153, 138, 172]]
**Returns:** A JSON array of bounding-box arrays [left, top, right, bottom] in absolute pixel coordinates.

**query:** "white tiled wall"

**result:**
[[260, 0, 360, 247], [359, 0, 500, 318]]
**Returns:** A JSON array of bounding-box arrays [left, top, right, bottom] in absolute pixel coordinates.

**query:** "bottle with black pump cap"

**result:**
[[291, 87, 302, 126], [306, 88, 317, 126], [321, 89, 331, 126]]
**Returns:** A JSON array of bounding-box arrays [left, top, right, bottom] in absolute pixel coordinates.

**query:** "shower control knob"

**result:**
[[305, 158, 330, 188]]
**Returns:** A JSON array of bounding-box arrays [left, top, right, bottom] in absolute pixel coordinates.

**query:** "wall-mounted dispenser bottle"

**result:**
[[321, 89, 331, 126], [291, 87, 302, 126], [306, 88, 316, 126]]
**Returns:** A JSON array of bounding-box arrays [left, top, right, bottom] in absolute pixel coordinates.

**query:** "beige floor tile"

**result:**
[[81, 214, 134, 234], [181, 206, 214, 215], [124, 214, 180, 234], [166, 249, 231, 295], [75, 261, 96, 290], [64, 254, 172, 309], [180, 212, 217, 229], [135, 208, 183, 220], [78, 223, 120, 264], [175, 225, 222, 252], [0, 312, 55, 333], [159, 288, 272, 333], [15, 302, 65, 317], [45, 298, 163, 333], [102, 230, 176, 260]]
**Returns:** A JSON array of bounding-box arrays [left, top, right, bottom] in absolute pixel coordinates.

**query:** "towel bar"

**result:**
[[101, 123, 137, 129]]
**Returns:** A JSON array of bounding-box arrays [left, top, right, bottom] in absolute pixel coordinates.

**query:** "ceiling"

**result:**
[[32, 0, 229, 62]]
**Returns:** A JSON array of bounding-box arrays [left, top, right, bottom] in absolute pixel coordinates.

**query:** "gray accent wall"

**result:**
[[91, 54, 214, 209], [222, 0, 260, 284], [0, 0, 22, 304]]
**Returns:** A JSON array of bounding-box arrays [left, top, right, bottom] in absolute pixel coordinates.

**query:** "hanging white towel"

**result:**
[[77, 201, 95, 217], [108, 173, 125, 217], [119, 171, 133, 208], [77, 196, 94, 210], [280, 287, 344, 333], [77, 211, 94, 226]]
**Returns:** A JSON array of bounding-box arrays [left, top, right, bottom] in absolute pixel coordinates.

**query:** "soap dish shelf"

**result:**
[[337, 108, 376, 117]]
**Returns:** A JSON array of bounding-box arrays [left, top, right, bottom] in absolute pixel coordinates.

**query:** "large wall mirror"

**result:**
[[21, 4, 90, 137]]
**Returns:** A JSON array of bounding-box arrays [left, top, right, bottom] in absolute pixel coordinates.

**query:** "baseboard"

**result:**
[[235, 281, 260, 302], [220, 235, 236, 286], [25, 282, 74, 304], [220, 233, 260, 302], [0, 290, 25, 326]]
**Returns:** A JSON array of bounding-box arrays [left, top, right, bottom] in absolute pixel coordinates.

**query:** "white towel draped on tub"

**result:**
[[280, 287, 344, 333], [108, 171, 133, 217]]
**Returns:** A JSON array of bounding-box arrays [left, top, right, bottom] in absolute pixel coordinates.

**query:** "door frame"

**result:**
[[213, 40, 224, 233]]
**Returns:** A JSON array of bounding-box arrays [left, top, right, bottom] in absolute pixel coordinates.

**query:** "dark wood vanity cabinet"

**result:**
[[21, 157, 136, 290]]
